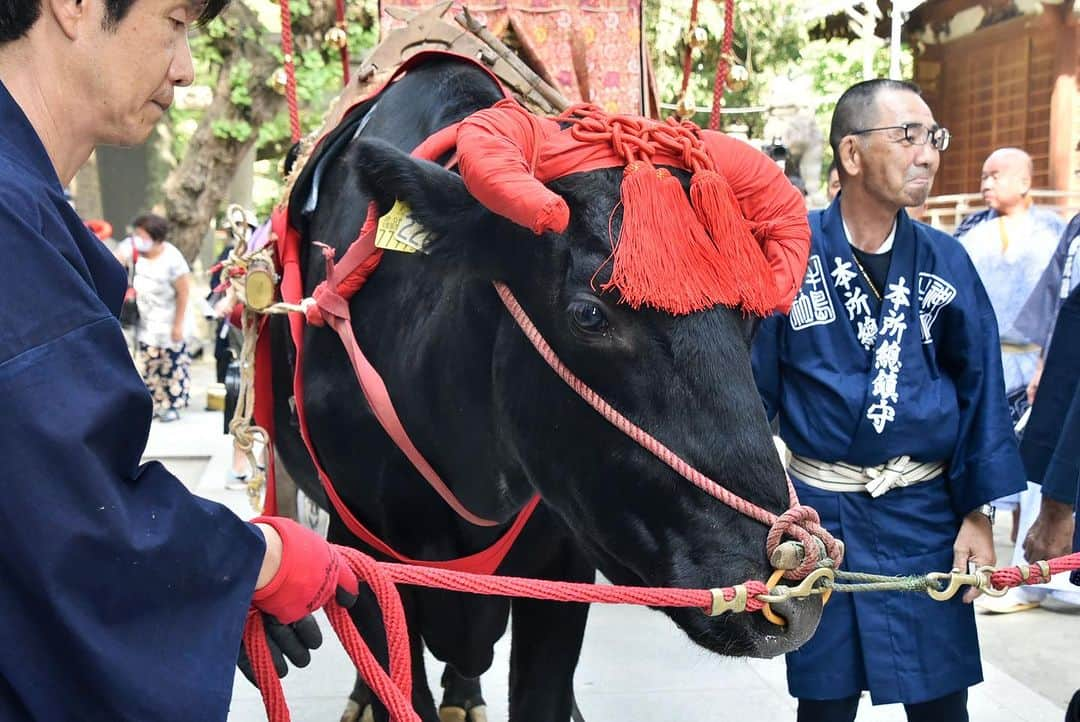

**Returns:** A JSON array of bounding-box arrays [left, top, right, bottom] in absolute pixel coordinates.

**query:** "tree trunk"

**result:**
[[73, 150, 104, 222], [163, 0, 340, 262]]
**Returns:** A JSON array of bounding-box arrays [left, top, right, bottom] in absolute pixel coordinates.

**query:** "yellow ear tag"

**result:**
[[375, 200, 432, 254]]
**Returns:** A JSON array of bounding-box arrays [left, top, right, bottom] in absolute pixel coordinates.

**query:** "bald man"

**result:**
[[954, 148, 1068, 614]]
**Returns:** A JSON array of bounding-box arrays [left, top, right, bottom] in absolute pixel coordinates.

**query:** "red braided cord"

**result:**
[[245, 547, 1080, 721], [709, 0, 735, 131], [678, 0, 701, 103], [335, 0, 350, 87], [244, 611, 293, 721], [246, 543, 773, 722], [279, 0, 302, 143], [370, 557, 769, 613], [990, 552, 1080, 590]]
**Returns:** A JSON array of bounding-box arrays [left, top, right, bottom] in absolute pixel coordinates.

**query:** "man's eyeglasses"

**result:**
[[848, 123, 951, 151]]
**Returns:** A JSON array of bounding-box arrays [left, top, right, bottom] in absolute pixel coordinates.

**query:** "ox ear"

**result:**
[[348, 138, 495, 256]]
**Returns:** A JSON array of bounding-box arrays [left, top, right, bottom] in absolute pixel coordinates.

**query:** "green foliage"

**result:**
[[648, 0, 805, 132], [647, 0, 913, 186], [212, 118, 254, 143], [229, 59, 254, 108], [164, 0, 378, 207]]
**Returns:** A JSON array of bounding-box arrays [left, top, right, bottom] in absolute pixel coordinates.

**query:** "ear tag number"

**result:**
[[375, 200, 432, 254]]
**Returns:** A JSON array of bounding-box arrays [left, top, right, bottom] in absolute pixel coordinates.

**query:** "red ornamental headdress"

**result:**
[[455, 99, 810, 317]]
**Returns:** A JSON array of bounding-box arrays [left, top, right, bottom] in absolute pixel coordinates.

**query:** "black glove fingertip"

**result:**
[[295, 614, 323, 651]]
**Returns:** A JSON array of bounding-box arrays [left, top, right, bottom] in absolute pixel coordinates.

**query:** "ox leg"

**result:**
[[507, 547, 593, 722], [340, 587, 440, 722], [438, 665, 487, 722], [340, 674, 373, 722]]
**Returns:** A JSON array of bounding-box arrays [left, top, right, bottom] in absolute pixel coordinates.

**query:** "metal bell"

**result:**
[[675, 94, 697, 120], [324, 26, 349, 51], [726, 64, 750, 92], [269, 68, 289, 95], [686, 25, 708, 50]]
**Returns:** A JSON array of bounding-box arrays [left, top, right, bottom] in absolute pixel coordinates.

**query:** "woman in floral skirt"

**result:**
[[116, 213, 192, 421]]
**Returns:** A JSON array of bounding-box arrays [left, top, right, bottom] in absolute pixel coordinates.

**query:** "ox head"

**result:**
[[347, 133, 823, 658]]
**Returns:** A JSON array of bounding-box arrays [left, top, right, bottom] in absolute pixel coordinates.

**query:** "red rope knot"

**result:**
[[567, 108, 656, 163], [765, 504, 844, 580], [654, 119, 714, 173], [303, 243, 349, 328]]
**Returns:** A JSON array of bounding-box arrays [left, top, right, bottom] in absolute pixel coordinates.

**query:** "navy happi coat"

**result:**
[[0, 81, 263, 720], [753, 199, 1025, 704]]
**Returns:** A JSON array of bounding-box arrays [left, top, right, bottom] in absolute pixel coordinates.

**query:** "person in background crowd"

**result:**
[[754, 79, 1025, 722], [954, 148, 1064, 427], [0, 2, 356, 717], [116, 213, 193, 422], [952, 148, 1066, 613], [789, 174, 810, 210], [826, 160, 841, 202], [991, 213, 1080, 615]]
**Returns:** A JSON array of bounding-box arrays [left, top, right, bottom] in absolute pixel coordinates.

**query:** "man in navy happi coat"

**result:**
[[0, 2, 357, 719], [753, 79, 1025, 722]]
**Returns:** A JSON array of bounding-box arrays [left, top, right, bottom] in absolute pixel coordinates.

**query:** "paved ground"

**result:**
[[148, 357, 1079, 722]]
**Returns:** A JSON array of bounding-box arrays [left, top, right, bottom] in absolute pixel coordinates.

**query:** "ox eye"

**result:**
[[568, 300, 609, 334]]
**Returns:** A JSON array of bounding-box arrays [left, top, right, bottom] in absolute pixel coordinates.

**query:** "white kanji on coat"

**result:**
[[872, 368, 899, 403], [790, 255, 837, 330], [857, 316, 879, 349], [866, 399, 897, 433], [875, 340, 903, 373], [885, 276, 911, 308], [881, 309, 907, 342], [832, 257, 857, 290], [845, 287, 871, 320], [918, 272, 957, 344]]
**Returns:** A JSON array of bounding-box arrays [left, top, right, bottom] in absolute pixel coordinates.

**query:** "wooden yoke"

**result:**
[[282, 2, 570, 202], [325, 2, 567, 131]]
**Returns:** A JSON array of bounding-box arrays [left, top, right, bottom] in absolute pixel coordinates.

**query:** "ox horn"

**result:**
[[455, 100, 570, 236]]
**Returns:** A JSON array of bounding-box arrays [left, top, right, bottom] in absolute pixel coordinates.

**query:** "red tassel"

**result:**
[[605, 162, 744, 315], [689, 169, 777, 316]]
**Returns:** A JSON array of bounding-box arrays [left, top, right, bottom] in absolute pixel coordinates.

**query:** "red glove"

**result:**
[[250, 516, 359, 624]]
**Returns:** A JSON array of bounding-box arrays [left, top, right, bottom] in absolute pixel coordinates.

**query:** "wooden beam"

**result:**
[[910, 0, 985, 31]]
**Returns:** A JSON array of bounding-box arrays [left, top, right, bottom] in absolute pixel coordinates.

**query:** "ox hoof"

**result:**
[[439, 707, 467, 722], [439, 705, 489, 722], [339, 701, 374, 722]]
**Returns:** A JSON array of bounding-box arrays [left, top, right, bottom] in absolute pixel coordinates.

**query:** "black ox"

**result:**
[[269, 55, 823, 722]]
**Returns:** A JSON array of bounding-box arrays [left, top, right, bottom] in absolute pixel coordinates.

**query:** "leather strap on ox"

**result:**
[[269, 54, 541, 576]]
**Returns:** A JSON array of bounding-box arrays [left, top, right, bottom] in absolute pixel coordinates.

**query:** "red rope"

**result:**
[[709, 0, 735, 131], [990, 552, 1080, 590], [678, 0, 701, 104], [279, 0, 302, 143], [245, 549, 1080, 721], [335, 0, 350, 87], [244, 543, 770, 722]]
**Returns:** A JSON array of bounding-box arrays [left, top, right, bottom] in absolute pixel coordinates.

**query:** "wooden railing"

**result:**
[[921, 190, 1080, 233]]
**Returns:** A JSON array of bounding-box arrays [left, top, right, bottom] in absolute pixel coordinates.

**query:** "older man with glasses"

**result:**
[[753, 79, 1025, 722]]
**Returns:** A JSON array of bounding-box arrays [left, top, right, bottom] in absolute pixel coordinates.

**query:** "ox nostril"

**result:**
[[767, 596, 823, 645]]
